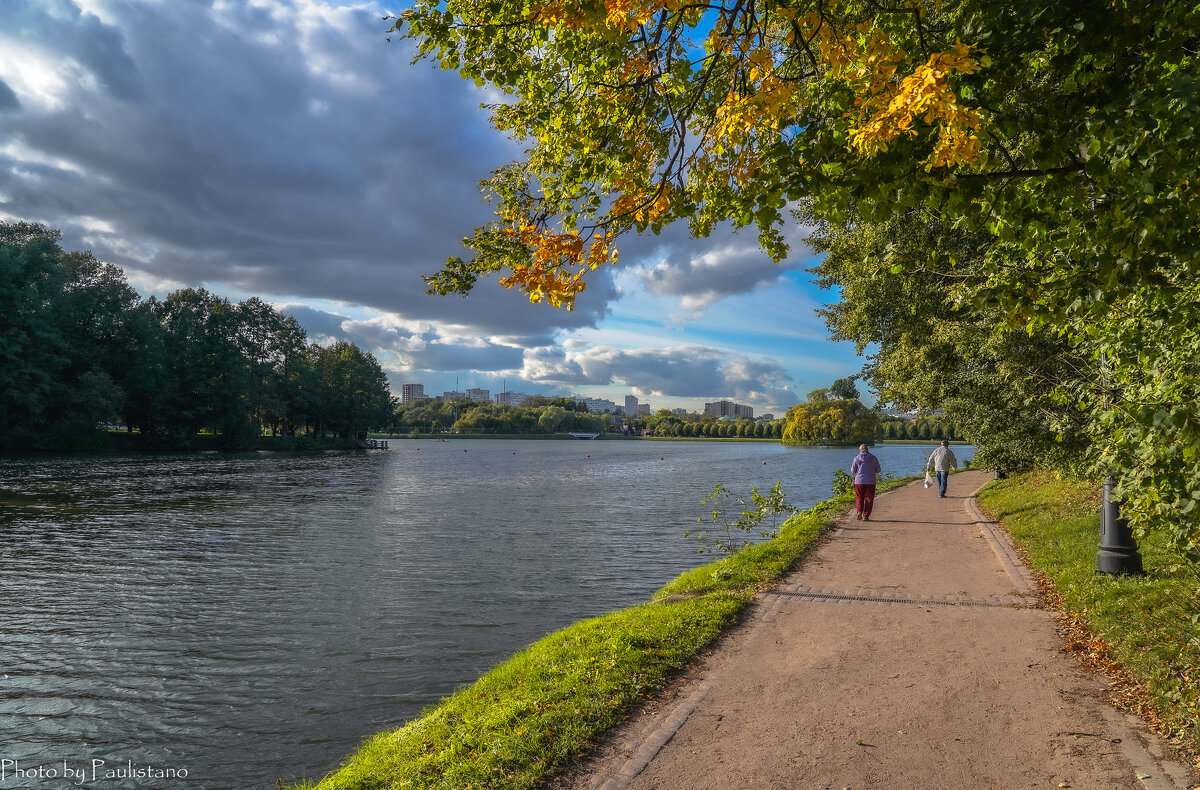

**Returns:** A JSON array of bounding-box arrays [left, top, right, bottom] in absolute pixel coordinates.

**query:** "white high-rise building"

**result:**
[[574, 396, 619, 413], [466, 388, 490, 403], [704, 400, 754, 419], [496, 391, 533, 406], [624, 394, 639, 413], [401, 383, 425, 404]]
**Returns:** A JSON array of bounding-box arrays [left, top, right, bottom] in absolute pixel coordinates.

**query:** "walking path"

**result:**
[[559, 471, 1198, 790]]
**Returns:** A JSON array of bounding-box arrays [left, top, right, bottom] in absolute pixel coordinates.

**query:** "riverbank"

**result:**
[[978, 471, 1200, 759], [283, 475, 917, 789]]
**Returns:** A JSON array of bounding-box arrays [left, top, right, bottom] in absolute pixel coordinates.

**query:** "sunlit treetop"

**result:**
[[393, 0, 1197, 311]]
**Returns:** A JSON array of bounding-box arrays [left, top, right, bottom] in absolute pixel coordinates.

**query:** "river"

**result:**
[[0, 440, 972, 789]]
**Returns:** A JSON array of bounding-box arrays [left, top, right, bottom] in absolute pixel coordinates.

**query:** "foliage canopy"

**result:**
[[395, 0, 1200, 552], [0, 222, 394, 448], [782, 393, 878, 446]]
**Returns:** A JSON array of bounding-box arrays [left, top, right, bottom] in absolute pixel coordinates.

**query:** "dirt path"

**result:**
[[557, 471, 1198, 790]]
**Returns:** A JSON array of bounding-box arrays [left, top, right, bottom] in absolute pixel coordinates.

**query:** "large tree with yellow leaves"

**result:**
[[396, 1, 1200, 553]]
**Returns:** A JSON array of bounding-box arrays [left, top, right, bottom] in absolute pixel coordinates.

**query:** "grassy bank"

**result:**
[[978, 471, 1199, 756], [284, 476, 913, 789]]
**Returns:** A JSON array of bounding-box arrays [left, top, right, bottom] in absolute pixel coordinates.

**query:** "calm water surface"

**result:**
[[0, 440, 971, 788]]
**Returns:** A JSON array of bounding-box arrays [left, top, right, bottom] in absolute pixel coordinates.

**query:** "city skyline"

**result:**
[[398, 382, 767, 418]]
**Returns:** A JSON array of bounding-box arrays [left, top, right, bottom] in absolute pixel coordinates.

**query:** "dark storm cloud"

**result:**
[[0, 0, 612, 337], [277, 303, 352, 342], [0, 80, 19, 111], [280, 302, 526, 373]]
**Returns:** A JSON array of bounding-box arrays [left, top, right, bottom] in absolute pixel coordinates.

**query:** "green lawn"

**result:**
[[978, 471, 1200, 758]]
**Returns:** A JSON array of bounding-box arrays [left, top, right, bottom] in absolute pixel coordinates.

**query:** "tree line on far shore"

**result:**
[[1, 222, 394, 450], [392, 378, 954, 444], [394, 397, 605, 435]]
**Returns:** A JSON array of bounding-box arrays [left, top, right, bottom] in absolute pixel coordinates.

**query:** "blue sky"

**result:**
[[0, 0, 869, 414]]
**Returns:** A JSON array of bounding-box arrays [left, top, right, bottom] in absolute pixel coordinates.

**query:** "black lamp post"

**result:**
[[1097, 476, 1143, 575]]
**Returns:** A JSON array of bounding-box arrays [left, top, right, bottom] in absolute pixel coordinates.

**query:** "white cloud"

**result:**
[[623, 220, 818, 317], [518, 344, 799, 411]]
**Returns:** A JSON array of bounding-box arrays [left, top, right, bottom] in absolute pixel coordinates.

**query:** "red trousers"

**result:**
[[854, 483, 876, 518]]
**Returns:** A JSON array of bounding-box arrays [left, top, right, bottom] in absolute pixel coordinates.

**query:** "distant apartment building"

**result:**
[[574, 396, 619, 413], [704, 400, 754, 419], [496, 391, 533, 406], [465, 388, 490, 403], [637, 404, 651, 416], [400, 383, 425, 404], [440, 390, 468, 402], [624, 394, 639, 413]]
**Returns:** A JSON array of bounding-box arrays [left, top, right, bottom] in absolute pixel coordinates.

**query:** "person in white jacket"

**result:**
[[926, 439, 958, 498]]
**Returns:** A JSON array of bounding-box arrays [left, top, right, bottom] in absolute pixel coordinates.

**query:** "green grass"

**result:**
[[978, 470, 1200, 755], [284, 479, 918, 789]]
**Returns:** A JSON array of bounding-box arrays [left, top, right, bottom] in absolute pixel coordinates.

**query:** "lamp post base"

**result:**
[[1097, 476, 1143, 576]]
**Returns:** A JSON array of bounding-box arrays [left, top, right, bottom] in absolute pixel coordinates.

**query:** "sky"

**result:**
[[0, 0, 869, 415]]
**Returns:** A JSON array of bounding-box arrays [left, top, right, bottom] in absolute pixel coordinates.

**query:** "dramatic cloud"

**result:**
[[0, 0, 612, 338], [627, 222, 815, 313], [0, 79, 19, 111], [520, 345, 799, 411], [283, 299, 802, 410], [280, 303, 526, 374], [0, 0, 861, 410]]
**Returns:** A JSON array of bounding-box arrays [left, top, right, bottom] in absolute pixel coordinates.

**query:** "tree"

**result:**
[[783, 397, 879, 446], [396, 1, 1200, 551], [309, 342, 395, 439], [0, 224, 71, 435], [808, 205, 1090, 472], [151, 288, 251, 444], [0, 222, 148, 446], [236, 297, 309, 438], [536, 404, 570, 433], [119, 302, 170, 436], [829, 377, 860, 401], [39, 250, 144, 445]]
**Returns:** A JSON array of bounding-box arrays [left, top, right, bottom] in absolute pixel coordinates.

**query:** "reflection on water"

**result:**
[[0, 441, 970, 788]]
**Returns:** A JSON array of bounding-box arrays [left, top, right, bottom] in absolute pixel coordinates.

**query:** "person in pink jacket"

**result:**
[[850, 444, 882, 521]]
